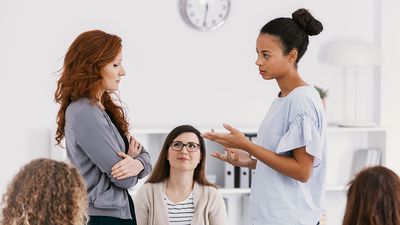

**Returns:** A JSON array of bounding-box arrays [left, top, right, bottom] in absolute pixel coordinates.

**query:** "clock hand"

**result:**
[[203, 1, 209, 28]]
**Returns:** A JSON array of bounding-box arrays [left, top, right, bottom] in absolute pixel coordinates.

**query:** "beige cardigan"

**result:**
[[133, 181, 229, 225]]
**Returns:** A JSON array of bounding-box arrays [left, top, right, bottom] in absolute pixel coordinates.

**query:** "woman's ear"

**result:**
[[288, 49, 298, 63]]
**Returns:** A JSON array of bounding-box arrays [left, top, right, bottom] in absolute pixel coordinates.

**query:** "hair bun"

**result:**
[[292, 8, 323, 36]]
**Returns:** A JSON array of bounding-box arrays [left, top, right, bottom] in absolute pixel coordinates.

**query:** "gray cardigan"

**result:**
[[65, 98, 152, 219], [134, 181, 229, 225]]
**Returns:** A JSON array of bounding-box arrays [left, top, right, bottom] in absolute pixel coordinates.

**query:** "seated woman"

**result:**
[[134, 125, 228, 225], [342, 165, 400, 225], [1, 158, 87, 225]]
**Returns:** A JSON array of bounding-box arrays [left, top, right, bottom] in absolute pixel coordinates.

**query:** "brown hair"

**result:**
[[55, 29, 128, 145], [0, 158, 87, 225], [146, 125, 216, 188], [342, 166, 400, 225]]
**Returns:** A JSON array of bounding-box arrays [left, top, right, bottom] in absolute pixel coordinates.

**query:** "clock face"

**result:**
[[179, 0, 231, 31]]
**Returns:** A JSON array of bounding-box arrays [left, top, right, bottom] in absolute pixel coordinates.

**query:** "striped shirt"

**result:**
[[164, 192, 194, 225]]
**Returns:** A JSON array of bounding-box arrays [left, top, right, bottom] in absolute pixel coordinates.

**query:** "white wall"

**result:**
[[0, 0, 399, 205], [381, 0, 400, 175]]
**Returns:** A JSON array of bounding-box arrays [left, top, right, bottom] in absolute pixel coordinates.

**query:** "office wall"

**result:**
[[381, 0, 400, 175], [0, 0, 398, 194]]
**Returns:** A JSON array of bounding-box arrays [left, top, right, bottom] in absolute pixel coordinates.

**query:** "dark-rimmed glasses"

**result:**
[[170, 141, 200, 152]]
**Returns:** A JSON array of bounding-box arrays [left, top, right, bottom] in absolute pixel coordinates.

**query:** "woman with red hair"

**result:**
[[55, 30, 152, 225]]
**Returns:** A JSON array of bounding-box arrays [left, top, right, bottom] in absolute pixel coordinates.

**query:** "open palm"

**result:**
[[212, 147, 253, 168]]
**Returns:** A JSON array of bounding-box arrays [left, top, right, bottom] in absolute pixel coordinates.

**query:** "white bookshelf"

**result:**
[[324, 126, 386, 225], [132, 125, 386, 225], [219, 188, 251, 194]]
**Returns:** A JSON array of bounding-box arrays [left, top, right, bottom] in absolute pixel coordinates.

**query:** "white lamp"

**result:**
[[321, 40, 382, 127]]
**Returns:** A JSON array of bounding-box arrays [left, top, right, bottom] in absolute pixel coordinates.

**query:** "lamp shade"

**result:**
[[321, 40, 382, 66]]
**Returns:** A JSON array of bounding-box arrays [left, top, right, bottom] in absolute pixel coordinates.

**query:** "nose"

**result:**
[[255, 55, 263, 66], [119, 64, 126, 77], [180, 146, 189, 154]]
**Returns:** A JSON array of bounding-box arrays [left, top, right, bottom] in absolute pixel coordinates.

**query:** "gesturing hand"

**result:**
[[127, 134, 142, 158], [111, 152, 144, 180], [202, 123, 250, 150], [211, 147, 253, 168]]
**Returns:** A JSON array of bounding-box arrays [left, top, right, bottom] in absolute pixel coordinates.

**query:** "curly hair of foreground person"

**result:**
[[0, 158, 87, 225]]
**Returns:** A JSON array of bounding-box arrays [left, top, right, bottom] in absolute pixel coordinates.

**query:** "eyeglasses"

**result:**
[[170, 141, 200, 152]]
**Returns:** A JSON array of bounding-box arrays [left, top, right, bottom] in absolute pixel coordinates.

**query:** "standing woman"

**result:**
[[55, 30, 152, 225], [134, 125, 228, 225], [203, 8, 326, 225]]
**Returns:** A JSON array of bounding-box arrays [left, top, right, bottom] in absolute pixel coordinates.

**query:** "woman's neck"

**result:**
[[276, 70, 306, 97], [96, 101, 105, 110], [165, 169, 194, 202], [96, 91, 105, 110]]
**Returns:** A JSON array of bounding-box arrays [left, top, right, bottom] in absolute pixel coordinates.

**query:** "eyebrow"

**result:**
[[255, 48, 271, 53], [173, 141, 200, 144]]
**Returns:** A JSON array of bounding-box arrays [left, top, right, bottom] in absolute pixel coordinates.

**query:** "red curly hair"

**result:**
[[54, 29, 129, 145], [0, 159, 87, 225]]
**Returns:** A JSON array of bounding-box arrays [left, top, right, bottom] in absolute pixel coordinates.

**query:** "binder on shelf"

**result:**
[[245, 132, 257, 188], [249, 168, 256, 187], [350, 148, 381, 179], [234, 166, 241, 188], [240, 167, 250, 188], [224, 162, 235, 188], [223, 132, 258, 189]]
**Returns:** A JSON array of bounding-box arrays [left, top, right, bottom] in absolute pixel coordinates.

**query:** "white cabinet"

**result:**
[[324, 126, 386, 225], [131, 126, 386, 225]]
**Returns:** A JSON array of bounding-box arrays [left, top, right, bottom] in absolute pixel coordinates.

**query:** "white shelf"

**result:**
[[218, 185, 346, 195], [133, 126, 385, 134], [326, 126, 385, 133], [219, 188, 251, 195], [133, 127, 259, 134], [325, 184, 347, 192]]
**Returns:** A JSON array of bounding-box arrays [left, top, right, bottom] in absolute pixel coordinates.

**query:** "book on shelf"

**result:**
[[350, 148, 381, 179]]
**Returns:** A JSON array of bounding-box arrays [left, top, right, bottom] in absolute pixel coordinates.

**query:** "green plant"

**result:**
[[314, 85, 328, 99]]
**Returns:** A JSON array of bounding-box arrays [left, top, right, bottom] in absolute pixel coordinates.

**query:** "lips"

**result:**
[[177, 157, 190, 161], [259, 70, 266, 76]]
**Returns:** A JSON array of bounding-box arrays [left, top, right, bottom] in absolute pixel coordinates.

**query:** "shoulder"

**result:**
[[289, 86, 320, 103], [194, 183, 220, 198], [67, 98, 98, 113], [136, 182, 164, 196], [66, 98, 103, 122], [143, 182, 163, 190], [203, 185, 219, 194], [288, 86, 323, 113]]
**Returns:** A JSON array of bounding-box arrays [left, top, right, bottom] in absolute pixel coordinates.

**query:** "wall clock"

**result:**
[[179, 0, 231, 31]]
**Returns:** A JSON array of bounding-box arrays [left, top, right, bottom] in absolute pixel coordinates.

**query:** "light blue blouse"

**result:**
[[248, 86, 327, 225]]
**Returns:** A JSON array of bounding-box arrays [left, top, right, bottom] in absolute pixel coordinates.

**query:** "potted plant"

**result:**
[[314, 85, 328, 110]]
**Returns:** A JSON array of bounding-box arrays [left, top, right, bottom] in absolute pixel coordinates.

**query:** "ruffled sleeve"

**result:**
[[276, 114, 322, 167]]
